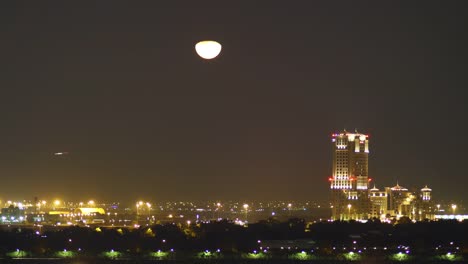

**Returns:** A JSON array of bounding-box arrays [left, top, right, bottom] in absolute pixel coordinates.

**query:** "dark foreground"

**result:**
[[1, 219, 467, 263], [1, 252, 467, 264], [1, 258, 468, 264]]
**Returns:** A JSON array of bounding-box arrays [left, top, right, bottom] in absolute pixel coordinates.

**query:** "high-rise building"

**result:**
[[329, 130, 436, 221], [330, 130, 370, 220]]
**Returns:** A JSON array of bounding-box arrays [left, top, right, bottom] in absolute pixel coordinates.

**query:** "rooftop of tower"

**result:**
[[390, 183, 408, 191], [332, 129, 369, 140], [421, 185, 432, 192]]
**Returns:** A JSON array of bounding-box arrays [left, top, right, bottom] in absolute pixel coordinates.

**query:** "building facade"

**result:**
[[330, 130, 370, 220], [369, 186, 387, 219], [329, 130, 435, 221]]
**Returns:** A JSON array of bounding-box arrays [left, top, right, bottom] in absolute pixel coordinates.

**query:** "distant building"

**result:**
[[386, 183, 412, 216], [330, 130, 370, 220], [74, 207, 106, 215], [369, 186, 387, 219], [329, 130, 435, 221], [75, 207, 107, 224], [415, 186, 434, 221], [1, 205, 24, 223], [385, 183, 434, 221]]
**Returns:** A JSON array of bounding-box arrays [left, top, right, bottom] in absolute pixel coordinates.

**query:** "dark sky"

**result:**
[[0, 2, 467, 204]]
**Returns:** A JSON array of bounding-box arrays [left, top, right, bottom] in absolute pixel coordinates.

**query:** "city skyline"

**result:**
[[329, 130, 439, 221], [1, 2, 467, 202]]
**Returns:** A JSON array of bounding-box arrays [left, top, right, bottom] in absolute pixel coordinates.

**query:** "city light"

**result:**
[[216, 202, 222, 219], [0, 197, 465, 262], [243, 204, 249, 221], [347, 204, 351, 220], [452, 204, 457, 215]]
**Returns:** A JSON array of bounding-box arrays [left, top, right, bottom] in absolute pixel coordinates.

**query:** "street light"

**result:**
[[136, 201, 150, 224], [136, 202, 143, 224], [146, 202, 152, 221], [451, 204, 457, 215], [287, 203, 292, 217], [216, 202, 221, 220], [436, 204, 440, 212], [243, 204, 249, 221], [347, 204, 352, 220], [136, 201, 143, 215]]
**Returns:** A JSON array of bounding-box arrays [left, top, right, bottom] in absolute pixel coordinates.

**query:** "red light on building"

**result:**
[[328, 177, 333, 181], [368, 178, 372, 182]]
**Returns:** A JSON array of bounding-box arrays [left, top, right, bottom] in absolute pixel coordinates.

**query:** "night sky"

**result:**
[[0, 2, 467, 203]]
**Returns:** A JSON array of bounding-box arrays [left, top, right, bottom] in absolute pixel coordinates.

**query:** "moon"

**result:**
[[195, 40, 222, 59]]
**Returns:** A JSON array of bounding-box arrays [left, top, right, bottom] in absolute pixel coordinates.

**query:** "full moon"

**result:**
[[195, 40, 222, 59]]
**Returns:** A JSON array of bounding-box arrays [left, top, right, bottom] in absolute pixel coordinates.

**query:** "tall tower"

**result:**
[[418, 185, 434, 221], [420, 186, 432, 201], [330, 130, 370, 220]]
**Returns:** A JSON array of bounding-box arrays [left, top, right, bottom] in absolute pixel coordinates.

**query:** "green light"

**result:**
[[289, 251, 315, 260], [150, 250, 169, 259], [390, 252, 410, 261], [197, 250, 222, 259], [55, 250, 76, 258], [343, 251, 361, 261], [245, 252, 267, 259], [436, 253, 461, 261], [6, 250, 29, 258], [103, 250, 122, 259]]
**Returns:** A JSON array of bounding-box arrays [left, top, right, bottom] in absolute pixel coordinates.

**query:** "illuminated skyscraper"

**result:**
[[330, 130, 370, 220]]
